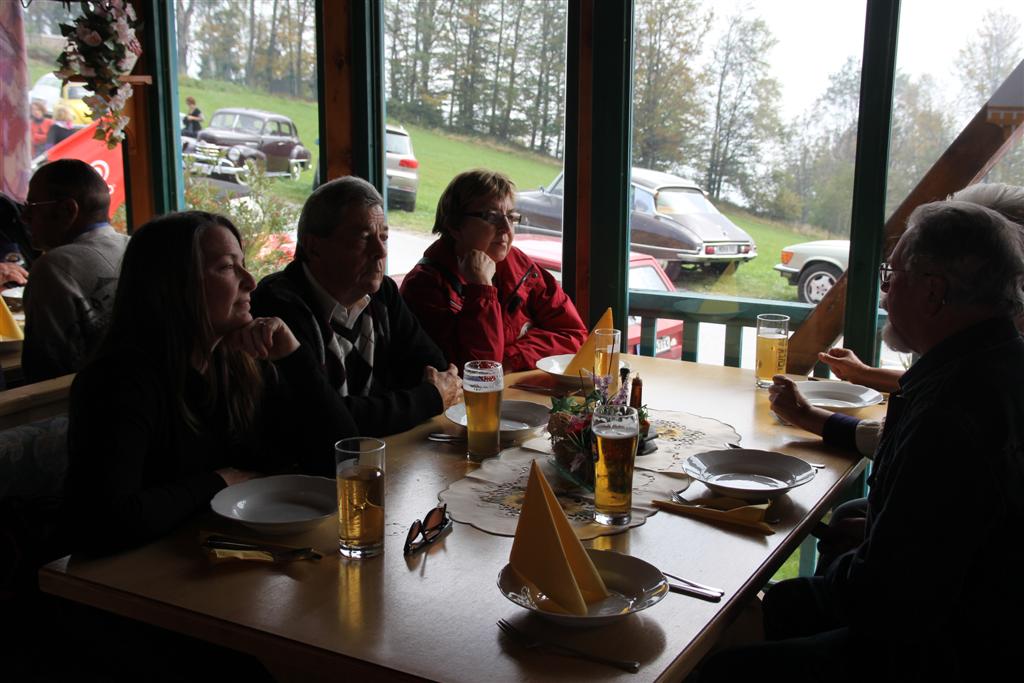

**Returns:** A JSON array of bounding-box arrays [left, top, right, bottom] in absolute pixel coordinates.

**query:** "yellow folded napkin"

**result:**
[[563, 307, 613, 377], [509, 461, 610, 615], [652, 496, 775, 535], [0, 296, 24, 341]]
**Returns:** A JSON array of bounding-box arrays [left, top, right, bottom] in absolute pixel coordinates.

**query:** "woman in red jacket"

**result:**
[[400, 169, 587, 372]]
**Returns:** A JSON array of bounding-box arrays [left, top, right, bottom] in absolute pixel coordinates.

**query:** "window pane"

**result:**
[[631, 0, 865, 368], [173, 0, 318, 280], [382, 0, 567, 275]]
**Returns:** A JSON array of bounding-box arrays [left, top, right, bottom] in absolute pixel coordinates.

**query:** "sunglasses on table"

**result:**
[[404, 503, 453, 555]]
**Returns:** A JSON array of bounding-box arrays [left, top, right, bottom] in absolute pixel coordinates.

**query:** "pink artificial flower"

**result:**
[[76, 26, 103, 47]]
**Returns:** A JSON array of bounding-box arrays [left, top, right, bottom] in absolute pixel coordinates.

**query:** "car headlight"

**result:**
[[227, 147, 241, 161]]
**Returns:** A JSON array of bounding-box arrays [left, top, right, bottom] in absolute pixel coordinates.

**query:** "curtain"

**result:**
[[0, 1, 30, 202]]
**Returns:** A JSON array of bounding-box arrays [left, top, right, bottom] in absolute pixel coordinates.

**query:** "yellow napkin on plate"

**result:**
[[563, 307, 613, 377], [653, 496, 775, 534], [509, 461, 610, 615], [0, 296, 23, 341]]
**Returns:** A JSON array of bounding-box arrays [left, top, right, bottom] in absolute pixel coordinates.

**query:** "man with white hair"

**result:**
[[703, 200, 1024, 681]]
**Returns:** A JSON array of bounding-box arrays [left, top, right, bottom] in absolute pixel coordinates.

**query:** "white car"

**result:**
[[774, 240, 850, 304]]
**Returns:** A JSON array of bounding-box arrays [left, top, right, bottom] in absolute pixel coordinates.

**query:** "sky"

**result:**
[[755, 0, 1024, 121]]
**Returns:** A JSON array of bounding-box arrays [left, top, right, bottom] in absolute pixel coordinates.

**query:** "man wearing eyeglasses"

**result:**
[[20, 159, 129, 382], [252, 176, 462, 438], [703, 200, 1024, 681], [401, 169, 587, 372]]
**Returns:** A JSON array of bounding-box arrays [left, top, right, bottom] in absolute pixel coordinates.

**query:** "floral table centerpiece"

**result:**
[[55, 0, 143, 148], [547, 374, 649, 490]]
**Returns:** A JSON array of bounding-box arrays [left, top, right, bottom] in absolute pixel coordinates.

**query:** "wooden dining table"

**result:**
[[39, 355, 885, 682]]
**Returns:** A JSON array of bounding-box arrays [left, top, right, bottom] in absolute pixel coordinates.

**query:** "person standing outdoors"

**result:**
[[182, 96, 203, 138]]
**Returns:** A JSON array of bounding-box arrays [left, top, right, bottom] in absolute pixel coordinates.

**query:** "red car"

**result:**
[[512, 236, 683, 360]]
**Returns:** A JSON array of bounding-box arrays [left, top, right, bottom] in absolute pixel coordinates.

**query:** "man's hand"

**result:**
[[818, 347, 902, 393], [424, 363, 463, 409], [0, 262, 28, 286], [768, 375, 830, 436], [457, 249, 496, 285], [223, 317, 300, 361], [817, 516, 867, 560]]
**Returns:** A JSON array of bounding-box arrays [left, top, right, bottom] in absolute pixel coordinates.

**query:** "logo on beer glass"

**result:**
[[463, 360, 504, 462]]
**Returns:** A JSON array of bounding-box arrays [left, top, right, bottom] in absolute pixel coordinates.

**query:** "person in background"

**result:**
[[702, 200, 1024, 681], [182, 96, 203, 138], [252, 176, 461, 437], [63, 211, 358, 553], [21, 159, 128, 382], [29, 101, 52, 158], [45, 105, 75, 149], [400, 169, 587, 372]]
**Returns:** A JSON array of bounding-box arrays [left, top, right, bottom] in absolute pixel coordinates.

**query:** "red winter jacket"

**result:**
[[400, 238, 588, 372]]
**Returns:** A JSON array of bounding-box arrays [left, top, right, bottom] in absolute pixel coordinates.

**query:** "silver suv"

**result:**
[[385, 124, 419, 212]]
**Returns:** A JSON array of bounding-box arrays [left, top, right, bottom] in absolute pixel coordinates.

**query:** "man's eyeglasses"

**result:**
[[464, 210, 522, 227], [403, 503, 453, 555], [878, 262, 908, 286], [21, 199, 60, 218]]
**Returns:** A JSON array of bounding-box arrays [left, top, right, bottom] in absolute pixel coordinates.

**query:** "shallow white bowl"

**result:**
[[683, 449, 815, 501], [795, 380, 883, 415], [497, 548, 668, 627], [210, 474, 336, 536], [536, 353, 627, 386], [445, 399, 549, 442]]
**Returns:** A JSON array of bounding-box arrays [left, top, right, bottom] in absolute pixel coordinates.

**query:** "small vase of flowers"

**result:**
[[547, 374, 649, 491]]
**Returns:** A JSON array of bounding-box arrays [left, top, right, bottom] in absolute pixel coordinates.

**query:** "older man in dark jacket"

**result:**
[[703, 200, 1024, 681], [252, 176, 461, 437]]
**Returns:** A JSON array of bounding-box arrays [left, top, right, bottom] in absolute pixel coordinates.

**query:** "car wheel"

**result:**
[[235, 159, 260, 188], [798, 263, 843, 304], [663, 261, 683, 280], [289, 161, 303, 182]]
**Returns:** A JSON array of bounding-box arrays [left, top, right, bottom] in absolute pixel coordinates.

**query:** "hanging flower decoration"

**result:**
[[54, 1, 143, 149]]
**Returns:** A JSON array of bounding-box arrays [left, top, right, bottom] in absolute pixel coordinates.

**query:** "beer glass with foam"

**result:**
[[755, 314, 789, 388], [591, 404, 639, 526], [335, 437, 386, 558], [463, 360, 504, 461]]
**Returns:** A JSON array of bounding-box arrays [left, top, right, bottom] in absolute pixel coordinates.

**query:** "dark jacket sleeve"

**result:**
[[502, 266, 587, 371], [400, 264, 505, 369], [260, 348, 360, 476], [64, 360, 225, 553]]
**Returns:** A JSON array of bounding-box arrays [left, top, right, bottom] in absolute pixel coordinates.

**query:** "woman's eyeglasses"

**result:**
[[403, 504, 453, 555], [463, 210, 522, 227]]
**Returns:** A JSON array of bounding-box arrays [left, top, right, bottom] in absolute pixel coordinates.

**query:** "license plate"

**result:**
[[714, 244, 739, 255], [656, 336, 675, 354]]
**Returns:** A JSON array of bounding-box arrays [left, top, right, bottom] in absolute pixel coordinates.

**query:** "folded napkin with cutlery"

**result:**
[[652, 496, 775, 535], [508, 461, 609, 615], [561, 307, 614, 378], [201, 535, 323, 563]]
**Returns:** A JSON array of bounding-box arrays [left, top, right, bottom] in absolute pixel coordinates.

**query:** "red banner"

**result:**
[[46, 122, 125, 218]]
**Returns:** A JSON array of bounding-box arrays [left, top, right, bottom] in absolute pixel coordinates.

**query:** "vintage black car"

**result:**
[[182, 108, 312, 186], [515, 168, 757, 278]]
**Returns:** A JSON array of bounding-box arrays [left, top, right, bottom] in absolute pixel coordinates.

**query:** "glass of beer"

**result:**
[[593, 329, 621, 388], [335, 437, 386, 558], [463, 360, 504, 461], [591, 404, 639, 526], [755, 313, 790, 388]]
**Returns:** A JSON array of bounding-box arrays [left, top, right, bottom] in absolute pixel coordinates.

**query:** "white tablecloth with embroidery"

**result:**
[[439, 410, 740, 539]]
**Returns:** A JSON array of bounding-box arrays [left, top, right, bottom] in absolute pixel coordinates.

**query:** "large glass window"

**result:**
[[173, 0, 318, 279], [630, 0, 866, 365], [382, 0, 567, 276]]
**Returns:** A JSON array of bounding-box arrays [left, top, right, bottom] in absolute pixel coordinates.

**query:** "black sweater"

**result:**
[[64, 347, 358, 552], [252, 262, 447, 437]]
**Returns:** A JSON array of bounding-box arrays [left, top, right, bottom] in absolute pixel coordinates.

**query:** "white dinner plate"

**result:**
[[445, 399, 549, 442], [210, 474, 336, 536], [795, 380, 883, 415], [536, 353, 627, 386], [497, 549, 668, 627], [683, 449, 815, 501]]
